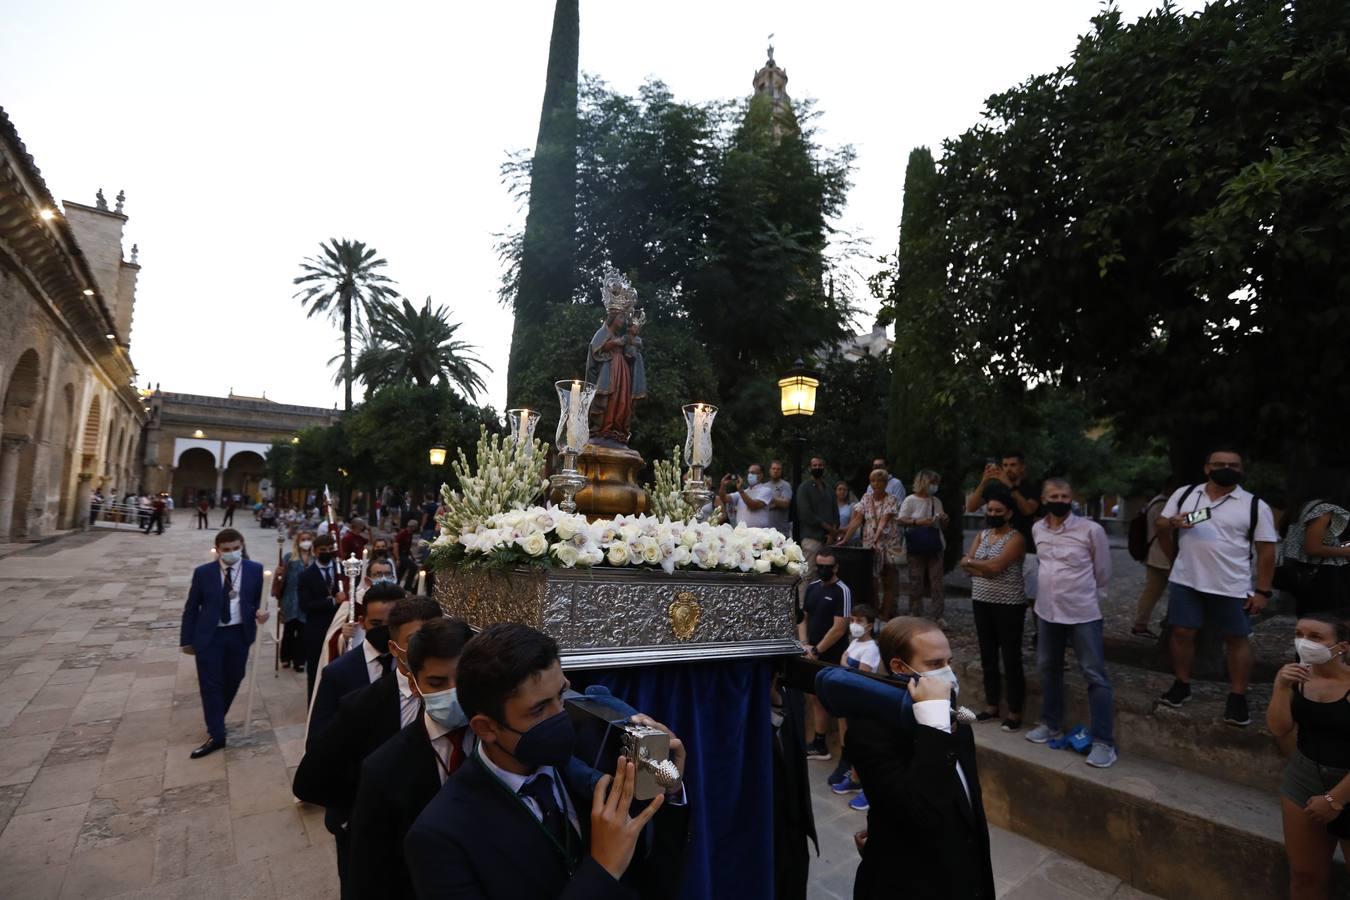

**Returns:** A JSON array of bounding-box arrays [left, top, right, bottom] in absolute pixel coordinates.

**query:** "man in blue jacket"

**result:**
[[180, 528, 268, 759]]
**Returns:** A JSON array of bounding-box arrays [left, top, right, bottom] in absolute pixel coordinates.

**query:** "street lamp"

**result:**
[[778, 358, 820, 541], [428, 445, 447, 467]]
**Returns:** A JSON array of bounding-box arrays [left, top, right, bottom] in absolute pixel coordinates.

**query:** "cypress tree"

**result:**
[[506, 0, 579, 404]]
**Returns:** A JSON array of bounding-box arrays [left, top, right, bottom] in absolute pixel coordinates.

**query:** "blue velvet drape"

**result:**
[[580, 659, 776, 900]]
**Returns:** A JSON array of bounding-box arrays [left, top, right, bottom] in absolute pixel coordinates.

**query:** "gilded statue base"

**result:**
[[551, 443, 648, 519], [433, 566, 800, 669]]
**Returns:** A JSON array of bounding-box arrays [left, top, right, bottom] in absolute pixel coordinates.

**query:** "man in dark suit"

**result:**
[[349, 616, 474, 900], [405, 623, 690, 900], [293, 596, 442, 898], [307, 582, 404, 745], [844, 617, 995, 900], [179, 528, 268, 759], [299, 532, 346, 699]]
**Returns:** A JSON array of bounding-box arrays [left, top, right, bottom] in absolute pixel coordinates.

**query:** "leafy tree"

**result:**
[[936, 0, 1350, 481], [293, 238, 398, 411], [506, 0, 579, 404], [349, 297, 488, 400]]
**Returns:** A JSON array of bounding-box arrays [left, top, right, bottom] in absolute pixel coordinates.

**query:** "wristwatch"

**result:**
[[1253, 588, 1273, 598]]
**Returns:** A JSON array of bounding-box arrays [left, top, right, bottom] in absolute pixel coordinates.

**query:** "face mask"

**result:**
[[810, 467, 825, 479], [372, 575, 396, 585], [816, 564, 836, 581], [364, 624, 391, 654], [1209, 468, 1242, 487], [423, 687, 467, 730], [317, 552, 335, 564], [900, 661, 960, 698], [746, 473, 760, 486], [1295, 638, 1343, 666], [929, 483, 940, 493], [501, 709, 576, 769], [1044, 501, 1072, 518], [849, 622, 867, 639], [299, 540, 313, 551], [986, 515, 1007, 529], [219, 550, 242, 565]]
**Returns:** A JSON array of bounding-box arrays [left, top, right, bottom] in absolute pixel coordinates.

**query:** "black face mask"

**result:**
[[1044, 501, 1072, 518], [1209, 468, 1242, 487], [364, 624, 390, 654], [817, 564, 836, 581], [317, 552, 335, 564], [810, 467, 825, 479], [986, 515, 1007, 529]]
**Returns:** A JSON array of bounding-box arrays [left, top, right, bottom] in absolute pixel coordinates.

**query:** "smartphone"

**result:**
[[1184, 507, 1212, 526]]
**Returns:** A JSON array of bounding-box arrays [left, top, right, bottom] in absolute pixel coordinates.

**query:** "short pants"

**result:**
[[1165, 582, 1252, 638], [1280, 748, 1350, 839]]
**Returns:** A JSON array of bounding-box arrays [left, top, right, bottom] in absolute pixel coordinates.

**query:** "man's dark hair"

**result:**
[[456, 623, 560, 722], [1000, 451, 1026, 463], [364, 582, 405, 605], [314, 533, 335, 548], [982, 484, 1015, 507], [408, 617, 473, 675], [387, 596, 442, 636], [1205, 445, 1245, 464], [215, 528, 243, 547]]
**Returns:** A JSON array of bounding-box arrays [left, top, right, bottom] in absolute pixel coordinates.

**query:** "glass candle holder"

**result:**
[[506, 408, 542, 455], [682, 403, 718, 469], [554, 380, 597, 455]]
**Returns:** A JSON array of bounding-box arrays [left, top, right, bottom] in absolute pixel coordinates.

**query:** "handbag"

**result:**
[[904, 499, 944, 558]]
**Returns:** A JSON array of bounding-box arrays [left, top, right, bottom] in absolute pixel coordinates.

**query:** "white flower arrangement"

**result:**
[[453, 506, 803, 577], [436, 427, 549, 546]]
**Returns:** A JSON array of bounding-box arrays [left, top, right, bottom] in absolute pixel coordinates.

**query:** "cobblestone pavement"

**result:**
[[0, 518, 1156, 899]]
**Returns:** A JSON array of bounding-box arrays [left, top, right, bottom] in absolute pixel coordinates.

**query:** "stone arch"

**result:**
[[81, 394, 103, 475], [0, 349, 43, 538], [175, 447, 218, 505], [224, 449, 267, 504]]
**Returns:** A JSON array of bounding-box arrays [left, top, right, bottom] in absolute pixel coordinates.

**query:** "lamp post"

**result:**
[[428, 445, 447, 467], [778, 358, 820, 541]]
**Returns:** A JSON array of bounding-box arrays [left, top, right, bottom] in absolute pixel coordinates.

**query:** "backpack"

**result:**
[[1129, 495, 1168, 562]]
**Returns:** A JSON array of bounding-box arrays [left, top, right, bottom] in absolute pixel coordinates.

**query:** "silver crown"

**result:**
[[602, 268, 639, 315]]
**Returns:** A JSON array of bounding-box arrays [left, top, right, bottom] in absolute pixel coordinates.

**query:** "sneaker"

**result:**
[[1025, 723, 1063, 744], [1001, 719, 1022, 733], [1085, 743, 1118, 768], [1223, 693, 1251, 727], [975, 711, 999, 723], [805, 739, 831, 761], [831, 776, 861, 795], [848, 791, 869, 812], [1158, 680, 1191, 708]]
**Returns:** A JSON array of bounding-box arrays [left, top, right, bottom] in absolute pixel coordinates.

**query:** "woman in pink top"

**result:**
[[837, 469, 903, 618]]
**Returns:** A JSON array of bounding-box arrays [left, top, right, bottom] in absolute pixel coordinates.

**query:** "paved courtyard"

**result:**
[[0, 516, 1154, 899]]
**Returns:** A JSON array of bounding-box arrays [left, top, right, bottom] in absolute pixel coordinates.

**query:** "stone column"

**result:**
[[215, 466, 225, 504], [0, 436, 30, 538]]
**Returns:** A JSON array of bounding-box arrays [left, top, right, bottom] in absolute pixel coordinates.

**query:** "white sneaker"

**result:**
[[1086, 743, 1117, 768], [1024, 723, 1063, 744]]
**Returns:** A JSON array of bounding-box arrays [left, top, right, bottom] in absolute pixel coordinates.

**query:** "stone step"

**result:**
[[973, 723, 1350, 900], [952, 648, 1284, 793]]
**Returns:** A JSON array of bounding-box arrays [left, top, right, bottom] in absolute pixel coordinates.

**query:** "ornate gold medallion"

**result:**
[[668, 591, 701, 641]]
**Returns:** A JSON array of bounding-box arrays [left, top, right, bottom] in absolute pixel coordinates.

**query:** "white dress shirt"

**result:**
[[395, 669, 420, 728], [219, 563, 242, 626], [912, 699, 972, 804], [362, 639, 384, 684], [424, 712, 474, 785], [475, 742, 581, 834]]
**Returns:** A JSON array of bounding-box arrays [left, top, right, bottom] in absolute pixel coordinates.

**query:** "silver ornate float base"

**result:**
[[434, 566, 800, 669]]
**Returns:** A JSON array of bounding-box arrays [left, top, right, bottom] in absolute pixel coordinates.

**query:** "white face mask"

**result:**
[[219, 550, 242, 566], [1295, 638, 1344, 666], [900, 661, 960, 699], [299, 540, 313, 551], [849, 622, 867, 639]]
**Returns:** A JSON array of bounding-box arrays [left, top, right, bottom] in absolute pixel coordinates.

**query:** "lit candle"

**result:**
[[566, 381, 585, 451], [416, 569, 427, 596], [694, 404, 710, 466]]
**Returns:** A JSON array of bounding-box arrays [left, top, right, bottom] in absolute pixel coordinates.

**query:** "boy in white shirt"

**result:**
[[830, 604, 880, 812]]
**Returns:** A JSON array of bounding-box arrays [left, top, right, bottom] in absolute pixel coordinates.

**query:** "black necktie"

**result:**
[[220, 566, 233, 624], [379, 655, 393, 674], [519, 773, 566, 847], [324, 565, 334, 593]]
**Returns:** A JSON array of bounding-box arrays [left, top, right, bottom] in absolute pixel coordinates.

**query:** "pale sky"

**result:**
[[2, 0, 1193, 412]]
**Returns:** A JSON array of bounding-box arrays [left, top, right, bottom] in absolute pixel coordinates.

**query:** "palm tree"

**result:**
[[349, 297, 489, 400], [293, 238, 398, 411]]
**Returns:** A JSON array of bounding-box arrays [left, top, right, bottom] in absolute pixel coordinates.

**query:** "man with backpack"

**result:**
[[1128, 484, 1175, 638], [1155, 447, 1278, 726]]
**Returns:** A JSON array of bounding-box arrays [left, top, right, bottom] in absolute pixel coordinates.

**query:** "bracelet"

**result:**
[[1326, 794, 1344, 812]]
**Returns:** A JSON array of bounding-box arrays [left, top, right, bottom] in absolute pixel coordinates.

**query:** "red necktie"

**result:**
[[447, 726, 467, 774]]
